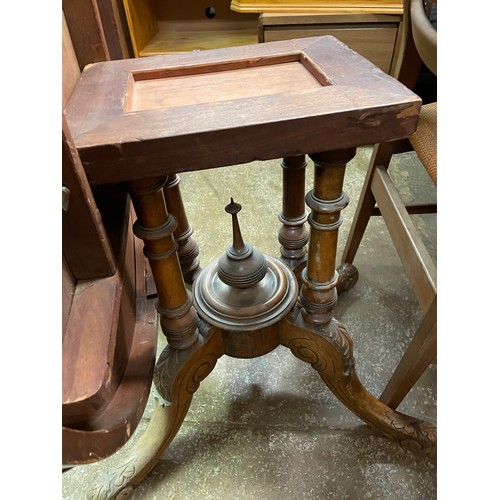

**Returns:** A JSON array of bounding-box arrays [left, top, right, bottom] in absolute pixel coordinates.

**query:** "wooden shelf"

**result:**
[[230, 0, 403, 14], [139, 20, 258, 56], [124, 0, 259, 57]]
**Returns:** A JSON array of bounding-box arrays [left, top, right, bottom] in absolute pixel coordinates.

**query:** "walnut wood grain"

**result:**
[[125, 177, 201, 351]]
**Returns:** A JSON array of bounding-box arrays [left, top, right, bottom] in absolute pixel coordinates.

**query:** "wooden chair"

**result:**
[[341, 0, 437, 409]]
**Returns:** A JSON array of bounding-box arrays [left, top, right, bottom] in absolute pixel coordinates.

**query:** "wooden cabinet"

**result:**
[[122, 0, 402, 76], [123, 0, 259, 56], [258, 13, 402, 74]]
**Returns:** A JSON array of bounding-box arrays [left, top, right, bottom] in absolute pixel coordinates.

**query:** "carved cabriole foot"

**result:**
[[279, 309, 436, 451], [86, 324, 224, 500], [278, 155, 309, 283], [164, 174, 201, 285]]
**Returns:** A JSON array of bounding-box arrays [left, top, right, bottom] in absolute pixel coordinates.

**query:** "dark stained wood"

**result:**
[[62, 274, 120, 425], [62, 9, 156, 465], [222, 325, 280, 359], [62, 12, 81, 108], [62, 208, 157, 464], [62, 0, 110, 70], [62, 255, 76, 341], [164, 174, 200, 284], [63, 0, 131, 72], [64, 36, 421, 185], [62, 202, 133, 426], [278, 155, 309, 278], [95, 0, 133, 60], [62, 118, 116, 279], [62, 11, 116, 279]]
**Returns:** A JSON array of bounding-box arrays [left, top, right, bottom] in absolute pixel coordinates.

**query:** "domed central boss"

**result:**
[[193, 198, 298, 332]]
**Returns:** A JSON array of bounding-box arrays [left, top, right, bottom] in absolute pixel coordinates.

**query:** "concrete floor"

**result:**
[[62, 146, 437, 499]]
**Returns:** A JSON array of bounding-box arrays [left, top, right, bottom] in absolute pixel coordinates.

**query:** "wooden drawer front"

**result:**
[[263, 26, 398, 73]]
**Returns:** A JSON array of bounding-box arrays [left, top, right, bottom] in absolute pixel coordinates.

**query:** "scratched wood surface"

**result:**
[[64, 36, 420, 185]]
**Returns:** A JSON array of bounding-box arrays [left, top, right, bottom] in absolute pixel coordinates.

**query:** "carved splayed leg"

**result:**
[[86, 323, 224, 500], [281, 311, 436, 451], [281, 149, 436, 451]]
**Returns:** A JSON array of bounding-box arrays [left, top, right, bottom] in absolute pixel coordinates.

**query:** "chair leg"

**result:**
[[379, 295, 437, 409], [341, 142, 399, 265]]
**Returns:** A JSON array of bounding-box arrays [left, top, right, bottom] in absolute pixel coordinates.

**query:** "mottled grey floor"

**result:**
[[63, 146, 437, 499]]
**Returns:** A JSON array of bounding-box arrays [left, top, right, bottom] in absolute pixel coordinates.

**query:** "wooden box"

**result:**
[[123, 0, 259, 56]]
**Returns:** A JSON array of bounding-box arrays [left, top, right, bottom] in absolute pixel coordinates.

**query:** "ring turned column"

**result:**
[[124, 176, 200, 351], [164, 174, 201, 284], [278, 155, 309, 278], [300, 148, 356, 324]]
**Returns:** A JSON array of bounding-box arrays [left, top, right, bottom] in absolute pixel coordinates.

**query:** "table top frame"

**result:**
[[64, 36, 420, 185]]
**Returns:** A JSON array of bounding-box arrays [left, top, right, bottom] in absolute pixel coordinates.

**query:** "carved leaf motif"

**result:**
[[86, 456, 137, 500], [385, 411, 437, 450], [329, 319, 354, 375]]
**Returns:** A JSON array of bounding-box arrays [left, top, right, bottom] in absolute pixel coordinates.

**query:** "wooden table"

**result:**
[[65, 36, 436, 498]]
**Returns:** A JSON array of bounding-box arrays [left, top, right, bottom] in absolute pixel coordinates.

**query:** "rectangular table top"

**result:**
[[64, 36, 420, 185]]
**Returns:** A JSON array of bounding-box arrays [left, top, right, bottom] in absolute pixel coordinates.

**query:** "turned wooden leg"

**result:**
[[278, 155, 309, 281], [164, 174, 200, 285], [300, 148, 356, 324], [282, 149, 436, 451], [125, 176, 200, 352], [337, 143, 398, 295]]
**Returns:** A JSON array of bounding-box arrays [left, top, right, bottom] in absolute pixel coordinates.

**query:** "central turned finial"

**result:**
[[192, 198, 298, 334], [217, 198, 267, 288], [225, 197, 249, 256]]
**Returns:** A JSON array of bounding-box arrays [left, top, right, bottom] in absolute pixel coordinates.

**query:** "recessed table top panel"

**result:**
[[129, 60, 323, 112], [64, 36, 420, 185]]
